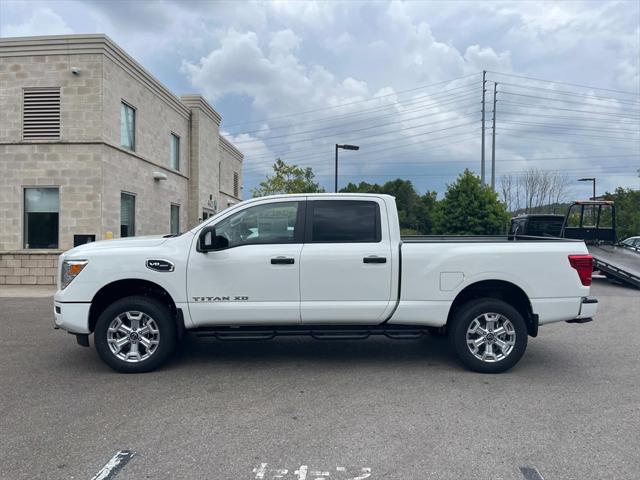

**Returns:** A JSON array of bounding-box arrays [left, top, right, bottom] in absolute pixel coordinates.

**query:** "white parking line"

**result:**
[[520, 466, 545, 480], [253, 464, 371, 479], [90, 450, 136, 480]]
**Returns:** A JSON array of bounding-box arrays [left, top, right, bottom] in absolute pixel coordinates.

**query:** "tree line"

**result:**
[[252, 159, 639, 238], [252, 159, 507, 235]]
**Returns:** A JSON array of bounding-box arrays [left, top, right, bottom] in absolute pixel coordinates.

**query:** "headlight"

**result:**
[[61, 260, 88, 290]]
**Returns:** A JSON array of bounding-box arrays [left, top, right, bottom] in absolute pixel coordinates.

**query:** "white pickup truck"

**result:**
[[54, 193, 598, 374]]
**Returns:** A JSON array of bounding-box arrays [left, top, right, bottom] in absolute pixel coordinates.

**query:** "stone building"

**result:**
[[0, 34, 243, 285]]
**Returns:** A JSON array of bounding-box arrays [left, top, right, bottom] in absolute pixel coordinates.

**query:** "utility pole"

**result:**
[[481, 70, 486, 185], [491, 82, 498, 191]]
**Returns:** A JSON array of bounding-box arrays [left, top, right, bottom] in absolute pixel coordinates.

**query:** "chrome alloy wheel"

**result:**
[[107, 311, 160, 363], [465, 313, 516, 363]]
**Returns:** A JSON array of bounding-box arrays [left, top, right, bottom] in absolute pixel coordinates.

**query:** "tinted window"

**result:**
[[311, 200, 380, 243], [120, 102, 135, 151], [170, 204, 180, 235], [527, 219, 564, 237], [170, 133, 180, 170], [24, 187, 59, 249], [120, 192, 135, 237], [215, 202, 299, 248]]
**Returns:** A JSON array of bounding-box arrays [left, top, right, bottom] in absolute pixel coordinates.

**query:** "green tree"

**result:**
[[252, 159, 325, 197], [603, 187, 640, 240], [340, 178, 436, 234], [433, 169, 509, 235]]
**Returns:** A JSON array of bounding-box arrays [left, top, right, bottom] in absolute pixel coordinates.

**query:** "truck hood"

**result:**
[[63, 235, 170, 257]]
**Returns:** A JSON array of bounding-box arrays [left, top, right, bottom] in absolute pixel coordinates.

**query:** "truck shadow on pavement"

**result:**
[[170, 334, 461, 370]]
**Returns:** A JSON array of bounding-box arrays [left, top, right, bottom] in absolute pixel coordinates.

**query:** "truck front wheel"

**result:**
[[94, 296, 176, 373], [448, 298, 528, 373]]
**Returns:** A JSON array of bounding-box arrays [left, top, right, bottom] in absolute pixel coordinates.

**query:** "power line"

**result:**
[[240, 116, 479, 162], [231, 93, 481, 144], [498, 126, 639, 142], [495, 81, 640, 106], [239, 109, 480, 154], [498, 100, 640, 119], [226, 83, 480, 136], [242, 114, 480, 164], [499, 91, 640, 113], [223, 72, 482, 129], [498, 110, 640, 125], [486, 70, 640, 96], [261, 153, 640, 170], [243, 128, 481, 173], [499, 119, 640, 134], [497, 131, 640, 149]]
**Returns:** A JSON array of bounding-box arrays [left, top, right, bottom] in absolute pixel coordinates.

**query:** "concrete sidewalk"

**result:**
[[0, 285, 56, 298]]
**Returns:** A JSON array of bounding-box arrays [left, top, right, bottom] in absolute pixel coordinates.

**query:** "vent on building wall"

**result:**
[[23, 88, 61, 140], [233, 172, 239, 198]]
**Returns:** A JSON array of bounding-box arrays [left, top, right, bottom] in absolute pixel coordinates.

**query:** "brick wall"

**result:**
[[0, 143, 104, 251], [0, 252, 59, 285]]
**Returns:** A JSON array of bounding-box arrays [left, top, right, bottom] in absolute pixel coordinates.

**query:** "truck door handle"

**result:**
[[363, 256, 387, 264], [271, 257, 295, 265]]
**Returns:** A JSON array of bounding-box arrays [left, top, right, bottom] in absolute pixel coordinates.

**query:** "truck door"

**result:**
[[187, 199, 304, 325], [299, 198, 393, 324]]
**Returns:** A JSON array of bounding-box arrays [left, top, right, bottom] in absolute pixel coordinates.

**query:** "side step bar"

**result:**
[[191, 324, 428, 341]]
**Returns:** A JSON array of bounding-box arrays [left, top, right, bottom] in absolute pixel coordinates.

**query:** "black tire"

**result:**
[[94, 295, 177, 373], [448, 298, 528, 373]]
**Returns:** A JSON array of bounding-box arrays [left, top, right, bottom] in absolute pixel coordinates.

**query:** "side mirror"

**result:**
[[198, 226, 229, 252]]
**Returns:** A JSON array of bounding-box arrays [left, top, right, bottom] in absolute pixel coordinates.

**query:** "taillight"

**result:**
[[569, 255, 593, 286]]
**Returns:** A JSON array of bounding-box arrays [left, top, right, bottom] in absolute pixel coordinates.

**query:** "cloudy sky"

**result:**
[[2, 0, 639, 199]]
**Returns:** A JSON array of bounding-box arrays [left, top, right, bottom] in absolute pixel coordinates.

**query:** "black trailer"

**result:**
[[560, 201, 640, 289]]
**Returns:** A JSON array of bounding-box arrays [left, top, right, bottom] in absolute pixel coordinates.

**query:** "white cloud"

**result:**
[[463, 45, 512, 72], [1, 8, 72, 37], [1, 0, 637, 195], [183, 27, 373, 117], [269, 29, 301, 55]]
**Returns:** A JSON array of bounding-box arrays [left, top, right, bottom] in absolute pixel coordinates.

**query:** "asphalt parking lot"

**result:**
[[1, 279, 639, 480]]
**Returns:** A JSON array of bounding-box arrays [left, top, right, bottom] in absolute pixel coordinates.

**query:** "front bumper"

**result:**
[[53, 301, 91, 334]]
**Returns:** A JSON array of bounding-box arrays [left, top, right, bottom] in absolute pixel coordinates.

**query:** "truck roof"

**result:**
[[250, 193, 396, 201]]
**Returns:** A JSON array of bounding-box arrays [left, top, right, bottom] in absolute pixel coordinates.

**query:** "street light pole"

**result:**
[[334, 144, 360, 193], [578, 177, 596, 200], [578, 177, 597, 225]]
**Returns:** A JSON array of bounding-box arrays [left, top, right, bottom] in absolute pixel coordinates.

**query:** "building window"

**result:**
[[120, 192, 135, 237], [170, 204, 180, 235], [170, 133, 180, 171], [24, 187, 59, 249], [120, 102, 136, 151], [23, 88, 61, 140], [233, 172, 239, 198]]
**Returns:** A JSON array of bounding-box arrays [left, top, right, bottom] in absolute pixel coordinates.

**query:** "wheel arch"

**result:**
[[88, 278, 184, 337], [447, 279, 538, 337]]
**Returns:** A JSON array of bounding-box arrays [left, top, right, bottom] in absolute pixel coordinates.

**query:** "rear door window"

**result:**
[[308, 200, 381, 243]]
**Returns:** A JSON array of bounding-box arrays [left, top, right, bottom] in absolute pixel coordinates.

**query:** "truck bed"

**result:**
[[588, 244, 640, 288], [401, 235, 580, 243]]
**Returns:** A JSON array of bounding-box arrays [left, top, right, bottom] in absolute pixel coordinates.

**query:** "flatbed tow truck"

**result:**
[[561, 200, 640, 289]]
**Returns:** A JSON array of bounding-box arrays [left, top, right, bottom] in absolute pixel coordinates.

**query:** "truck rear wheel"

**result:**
[[94, 296, 176, 373], [448, 298, 528, 373]]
